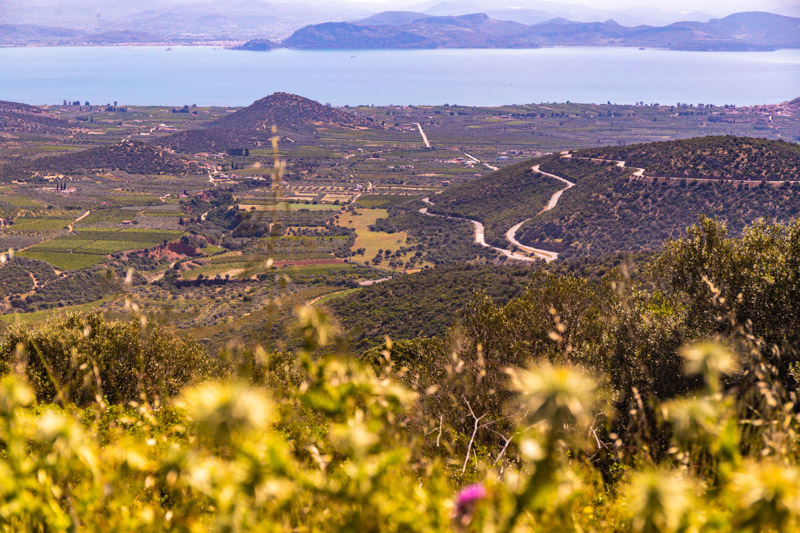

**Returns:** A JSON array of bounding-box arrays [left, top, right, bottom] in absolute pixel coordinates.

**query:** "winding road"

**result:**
[[418, 150, 703, 264], [419, 161, 578, 263], [420, 198, 541, 262], [503, 165, 575, 261], [564, 152, 645, 177]]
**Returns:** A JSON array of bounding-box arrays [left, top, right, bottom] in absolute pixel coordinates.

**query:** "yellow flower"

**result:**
[[624, 470, 695, 533], [508, 363, 597, 432], [179, 382, 273, 445], [681, 342, 737, 386], [731, 461, 800, 531]]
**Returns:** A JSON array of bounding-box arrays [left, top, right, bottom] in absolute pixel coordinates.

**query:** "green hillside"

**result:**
[[428, 158, 566, 247], [327, 264, 534, 350], [5, 218, 800, 530], [516, 155, 800, 258], [6, 93, 800, 531], [581, 135, 800, 181], [426, 136, 800, 260], [1, 139, 196, 180]]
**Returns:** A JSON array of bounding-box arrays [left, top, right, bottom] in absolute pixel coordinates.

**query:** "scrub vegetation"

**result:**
[[2, 93, 800, 530]]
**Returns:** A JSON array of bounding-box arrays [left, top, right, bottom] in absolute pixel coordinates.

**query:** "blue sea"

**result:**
[[0, 46, 798, 107]]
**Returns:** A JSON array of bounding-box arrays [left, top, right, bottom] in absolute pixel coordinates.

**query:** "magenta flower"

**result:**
[[455, 483, 487, 519]]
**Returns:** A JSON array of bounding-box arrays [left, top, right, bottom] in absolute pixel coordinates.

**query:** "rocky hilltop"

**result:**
[[159, 92, 376, 153], [283, 13, 529, 49], [209, 92, 373, 131]]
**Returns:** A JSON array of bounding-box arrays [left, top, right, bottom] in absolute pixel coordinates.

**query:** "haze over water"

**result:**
[[1, 46, 798, 107]]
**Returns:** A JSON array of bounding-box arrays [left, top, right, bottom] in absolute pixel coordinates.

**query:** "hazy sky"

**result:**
[[345, 0, 793, 16]]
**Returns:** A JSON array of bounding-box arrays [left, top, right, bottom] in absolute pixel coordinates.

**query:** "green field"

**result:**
[[280, 263, 353, 280], [202, 245, 225, 255], [182, 262, 250, 280], [76, 209, 133, 225], [0, 196, 45, 209], [101, 194, 161, 206], [18, 251, 106, 270], [141, 211, 183, 218], [5, 217, 72, 232], [239, 202, 343, 212], [35, 145, 88, 152], [355, 195, 415, 208], [310, 287, 359, 306], [205, 253, 265, 265], [22, 228, 183, 269]]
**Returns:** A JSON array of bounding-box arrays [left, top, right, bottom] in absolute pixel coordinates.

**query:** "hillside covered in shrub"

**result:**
[[428, 158, 567, 247], [421, 137, 800, 260], [1, 139, 197, 180], [581, 135, 800, 181], [517, 156, 800, 258], [158, 92, 378, 152], [2, 218, 800, 530], [327, 264, 534, 349]]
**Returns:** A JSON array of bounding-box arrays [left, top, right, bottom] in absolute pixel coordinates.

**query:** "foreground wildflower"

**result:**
[[623, 470, 696, 533], [454, 483, 487, 527]]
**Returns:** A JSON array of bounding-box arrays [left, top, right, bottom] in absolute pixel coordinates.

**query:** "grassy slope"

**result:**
[[337, 208, 417, 270]]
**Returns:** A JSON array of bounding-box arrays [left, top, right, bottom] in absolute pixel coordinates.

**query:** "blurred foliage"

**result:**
[[0, 217, 800, 530], [0, 312, 212, 405]]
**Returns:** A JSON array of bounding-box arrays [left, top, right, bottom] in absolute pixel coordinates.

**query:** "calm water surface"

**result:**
[[1, 46, 798, 107]]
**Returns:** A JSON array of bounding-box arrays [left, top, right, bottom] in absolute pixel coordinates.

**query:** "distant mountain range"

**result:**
[[0, 0, 373, 42], [279, 11, 800, 51], [1, 0, 799, 46], [410, 0, 717, 27]]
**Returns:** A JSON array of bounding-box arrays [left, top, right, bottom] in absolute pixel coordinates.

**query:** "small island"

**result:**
[[234, 39, 274, 52]]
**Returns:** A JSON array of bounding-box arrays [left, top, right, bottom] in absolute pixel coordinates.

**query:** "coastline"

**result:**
[[0, 41, 248, 49], [1, 42, 791, 52]]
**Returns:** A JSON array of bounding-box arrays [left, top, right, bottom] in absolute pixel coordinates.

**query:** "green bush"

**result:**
[[0, 312, 213, 405], [2, 219, 800, 530]]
